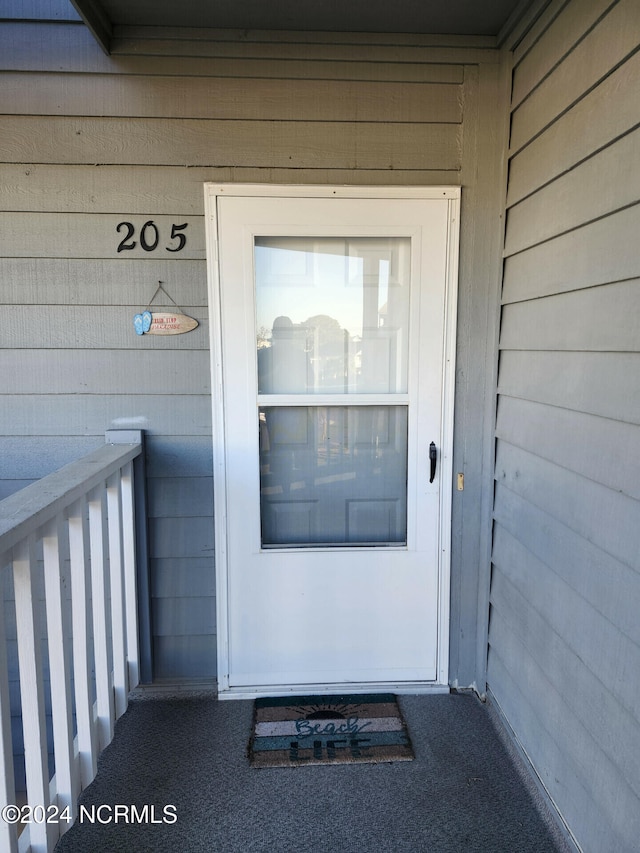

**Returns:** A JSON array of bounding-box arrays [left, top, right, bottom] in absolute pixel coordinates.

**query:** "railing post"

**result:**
[[13, 534, 56, 853], [67, 498, 97, 789], [106, 472, 127, 719], [120, 460, 139, 690], [42, 515, 77, 838], [87, 486, 114, 751], [105, 431, 151, 685], [0, 560, 18, 853]]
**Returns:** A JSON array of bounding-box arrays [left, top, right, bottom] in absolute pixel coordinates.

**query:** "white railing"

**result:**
[[0, 434, 143, 853]]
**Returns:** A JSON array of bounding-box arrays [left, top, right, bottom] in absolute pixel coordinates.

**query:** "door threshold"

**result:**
[[218, 682, 451, 700], [129, 679, 217, 700]]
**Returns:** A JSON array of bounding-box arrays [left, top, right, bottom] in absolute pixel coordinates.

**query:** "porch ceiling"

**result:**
[[70, 0, 530, 54]]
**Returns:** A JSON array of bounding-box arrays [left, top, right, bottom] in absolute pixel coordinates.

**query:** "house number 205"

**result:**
[[116, 220, 188, 253]]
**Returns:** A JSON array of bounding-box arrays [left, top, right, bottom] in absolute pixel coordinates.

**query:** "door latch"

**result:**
[[429, 442, 437, 483]]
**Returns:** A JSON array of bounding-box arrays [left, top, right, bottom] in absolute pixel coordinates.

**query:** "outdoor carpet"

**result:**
[[54, 692, 574, 853], [248, 693, 414, 767]]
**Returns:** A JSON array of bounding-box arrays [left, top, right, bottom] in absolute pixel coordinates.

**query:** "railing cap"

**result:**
[[0, 440, 142, 560]]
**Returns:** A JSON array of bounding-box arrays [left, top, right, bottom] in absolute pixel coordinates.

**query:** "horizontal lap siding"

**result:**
[[0, 116, 460, 170], [0, 19, 474, 684], [0, 1, 79, 19], [0, 74, 463, 122], [492, 1, 640, 850]]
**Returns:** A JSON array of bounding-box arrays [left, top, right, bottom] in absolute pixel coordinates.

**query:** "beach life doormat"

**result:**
[[249, 693, 414, 768]]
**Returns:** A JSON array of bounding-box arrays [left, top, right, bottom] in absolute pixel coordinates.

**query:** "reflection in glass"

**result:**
[[255, 237, 411, 394], [259, 406, 408, 547]]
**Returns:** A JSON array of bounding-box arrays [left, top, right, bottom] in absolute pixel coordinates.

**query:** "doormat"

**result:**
[[248, 693, 414, 768]]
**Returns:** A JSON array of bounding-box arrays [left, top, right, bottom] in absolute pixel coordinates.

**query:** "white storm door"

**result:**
[[207, 187, 459, 696]]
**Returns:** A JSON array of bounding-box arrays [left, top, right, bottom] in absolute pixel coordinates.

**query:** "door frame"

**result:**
[[204, 184, 461, 697]]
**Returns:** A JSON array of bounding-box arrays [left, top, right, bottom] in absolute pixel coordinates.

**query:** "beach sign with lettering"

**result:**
[[147, 312, 198, 335], [134, 311, 198, 336]]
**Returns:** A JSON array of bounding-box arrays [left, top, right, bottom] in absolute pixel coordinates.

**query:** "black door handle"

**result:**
[[429, 442, 437, 483]]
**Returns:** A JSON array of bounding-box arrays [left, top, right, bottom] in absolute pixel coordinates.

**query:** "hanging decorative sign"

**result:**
[[146, 312, 199, 335], [133, 282, 198, 336]]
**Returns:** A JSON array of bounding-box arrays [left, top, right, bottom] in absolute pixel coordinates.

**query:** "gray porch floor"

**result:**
[[54, 690, 573, 853]]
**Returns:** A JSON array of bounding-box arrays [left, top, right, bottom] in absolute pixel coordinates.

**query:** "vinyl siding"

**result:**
[[0, 16, 509, 689], [490, 1, 640, 850]]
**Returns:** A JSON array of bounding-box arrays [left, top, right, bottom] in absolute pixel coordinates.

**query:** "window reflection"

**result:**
[[255, 237, 410, 394]]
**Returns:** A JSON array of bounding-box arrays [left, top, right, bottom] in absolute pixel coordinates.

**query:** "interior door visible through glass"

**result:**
[[255, 236, 411, 548], [259, 405, 408, 546]]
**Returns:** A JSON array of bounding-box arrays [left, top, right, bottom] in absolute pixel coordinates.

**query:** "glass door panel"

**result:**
[[256, 235, 411, 550], [255, 237, 411, 394], [259, 405, 408, 547]]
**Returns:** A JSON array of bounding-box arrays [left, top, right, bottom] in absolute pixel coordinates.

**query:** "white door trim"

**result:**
[[204, 184, 460, 698]]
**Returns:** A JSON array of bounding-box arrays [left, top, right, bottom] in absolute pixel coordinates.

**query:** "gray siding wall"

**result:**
[[0, 14, 509, 686], [490, 1, 640, 850]]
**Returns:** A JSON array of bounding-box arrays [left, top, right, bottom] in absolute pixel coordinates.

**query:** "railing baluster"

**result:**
[[42, 516, 77, 837], [0, 560, 18, 853], [87, 487, 114, 751], [68, 499, 97, 789], [120, 461, 139, 690], [106, 472, 127, 719], [13, 534, 56, 853]]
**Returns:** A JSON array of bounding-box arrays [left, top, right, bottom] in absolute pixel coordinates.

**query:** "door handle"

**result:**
[[429, 442, 437, 483]]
